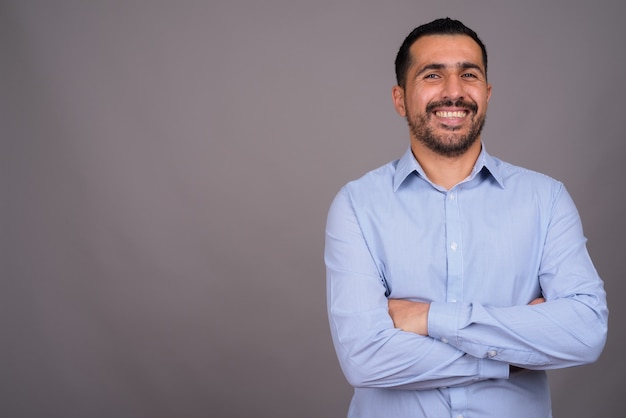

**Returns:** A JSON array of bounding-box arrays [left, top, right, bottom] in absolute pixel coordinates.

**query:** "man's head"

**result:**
[[392, 18, 492, 158], [395, 18, 488, 89]]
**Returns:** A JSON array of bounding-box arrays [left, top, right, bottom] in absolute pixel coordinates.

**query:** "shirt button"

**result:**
[[488, 350, 497, 358], [449, 193, 455, 200], [441, 338, 449, 344], [450, 242, 458, 251]]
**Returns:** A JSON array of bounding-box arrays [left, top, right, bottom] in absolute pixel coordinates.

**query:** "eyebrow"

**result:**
[[415, 62, 485, 78]]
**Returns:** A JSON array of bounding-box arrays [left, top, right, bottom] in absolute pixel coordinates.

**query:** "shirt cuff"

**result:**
[[429, 302, 509, 380], [427, 301, 463, 344]]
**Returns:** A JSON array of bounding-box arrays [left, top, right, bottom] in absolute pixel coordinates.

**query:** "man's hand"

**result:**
[[387, 299, 430, 336], [529, 297, 546, 305]]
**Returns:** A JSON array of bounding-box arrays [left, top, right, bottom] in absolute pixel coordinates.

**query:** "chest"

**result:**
[[358, 188, 547, 305]]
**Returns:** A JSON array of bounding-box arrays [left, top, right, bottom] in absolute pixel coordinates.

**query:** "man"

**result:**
[[325, 18, 608, 417]]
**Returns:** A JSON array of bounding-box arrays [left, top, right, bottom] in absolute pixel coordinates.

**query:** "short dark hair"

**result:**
[[394, 17, 488, 88]]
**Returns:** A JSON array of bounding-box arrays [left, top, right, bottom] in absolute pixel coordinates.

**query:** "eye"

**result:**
[[461, 73, 478, 78], [424, 74, 440, 79]]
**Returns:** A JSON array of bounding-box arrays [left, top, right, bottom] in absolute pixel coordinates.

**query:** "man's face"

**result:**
[[393, 34, 492, 157]]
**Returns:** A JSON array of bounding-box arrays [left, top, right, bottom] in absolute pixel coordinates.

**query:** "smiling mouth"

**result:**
[[435, 110, 467, 118], [427, 99, 478, 117]]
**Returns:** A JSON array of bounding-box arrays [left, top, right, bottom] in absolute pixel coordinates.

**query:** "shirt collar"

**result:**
[[393, 143, 505, 191]]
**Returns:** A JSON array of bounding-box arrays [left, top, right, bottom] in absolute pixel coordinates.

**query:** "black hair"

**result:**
[[394, 17, 488, 88]]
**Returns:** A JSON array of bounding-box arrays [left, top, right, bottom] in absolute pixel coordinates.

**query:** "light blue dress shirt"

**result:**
[[325, 145, 608, 418]]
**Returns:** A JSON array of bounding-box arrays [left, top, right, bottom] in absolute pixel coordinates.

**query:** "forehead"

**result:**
[[409, 34, 485, 71]]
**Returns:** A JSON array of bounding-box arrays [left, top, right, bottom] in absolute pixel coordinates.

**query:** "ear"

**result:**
[[392, 85, 406, 117], [486, 82, 493, 102]]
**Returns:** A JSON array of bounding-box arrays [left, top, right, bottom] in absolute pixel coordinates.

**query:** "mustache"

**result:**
[[425, 99, 478, 114]]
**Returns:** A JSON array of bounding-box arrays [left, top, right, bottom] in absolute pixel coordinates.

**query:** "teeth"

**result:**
[[436, 111, 466, 118]]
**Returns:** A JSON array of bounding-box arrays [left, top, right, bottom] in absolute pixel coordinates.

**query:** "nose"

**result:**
[[441, 76, 464, 100]]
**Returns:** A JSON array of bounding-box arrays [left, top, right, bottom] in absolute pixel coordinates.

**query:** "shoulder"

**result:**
[[492, 156, 564, 197], [342, 159, 399, 196], [328, 159, 399, 216]]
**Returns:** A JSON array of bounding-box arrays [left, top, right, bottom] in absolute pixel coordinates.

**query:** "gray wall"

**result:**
[[3, 1, 624, 417]]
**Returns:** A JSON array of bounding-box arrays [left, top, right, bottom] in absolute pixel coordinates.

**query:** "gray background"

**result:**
[[3, 1, 624, 417]]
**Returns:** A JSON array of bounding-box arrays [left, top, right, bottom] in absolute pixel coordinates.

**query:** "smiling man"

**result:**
[[325, 18, 608, 417]]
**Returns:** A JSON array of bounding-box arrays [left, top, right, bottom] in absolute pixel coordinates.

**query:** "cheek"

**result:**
[[478, 97, 489, 114], [406, 94, 430, 115], [471, 88, 490, 106]]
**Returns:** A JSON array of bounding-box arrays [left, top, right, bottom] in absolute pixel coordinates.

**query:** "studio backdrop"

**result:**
[[3, 1, 624, 417]]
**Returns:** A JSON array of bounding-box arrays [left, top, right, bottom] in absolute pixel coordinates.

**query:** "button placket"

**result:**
[[444, 189, 463, 302]]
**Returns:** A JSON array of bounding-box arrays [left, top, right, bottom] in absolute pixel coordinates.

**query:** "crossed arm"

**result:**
[[388, 297, 546, 336]]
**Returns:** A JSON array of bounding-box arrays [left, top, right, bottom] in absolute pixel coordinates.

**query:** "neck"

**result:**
[[410, 139, 481, 190]]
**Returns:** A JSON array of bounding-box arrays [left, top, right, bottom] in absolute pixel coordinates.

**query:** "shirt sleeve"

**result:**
[[427, 184, 608, 369], [325, 187, 509, 390]]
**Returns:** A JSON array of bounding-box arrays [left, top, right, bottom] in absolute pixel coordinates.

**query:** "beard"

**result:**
[[407, 98, 486, 158]]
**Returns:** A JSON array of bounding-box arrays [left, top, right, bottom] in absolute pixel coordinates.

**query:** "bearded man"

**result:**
[[325, 17, 608, 418]]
